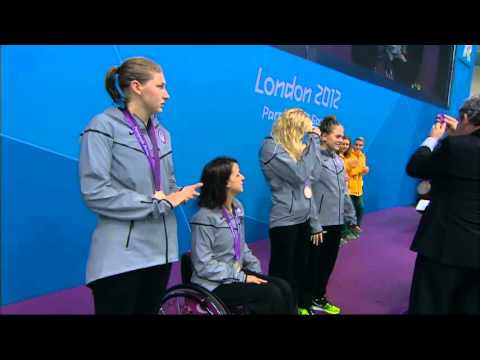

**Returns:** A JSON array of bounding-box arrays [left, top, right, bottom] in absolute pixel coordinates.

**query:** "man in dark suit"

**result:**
[[406, 95, 480, 314]]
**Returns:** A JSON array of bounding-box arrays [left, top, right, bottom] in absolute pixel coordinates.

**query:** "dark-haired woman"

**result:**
[[79, 57, 202, 314], [190, 157, 296, 314], [308, 116, 358, 314]]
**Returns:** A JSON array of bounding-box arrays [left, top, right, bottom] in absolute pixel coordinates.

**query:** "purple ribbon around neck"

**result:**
[[123, 110, 162, 192], [222, 207, 242, 262]]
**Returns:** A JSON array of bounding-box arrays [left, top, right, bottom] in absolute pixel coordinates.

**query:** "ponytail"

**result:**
[[105, 66, 124, 105], [320, 115, 340, 135]]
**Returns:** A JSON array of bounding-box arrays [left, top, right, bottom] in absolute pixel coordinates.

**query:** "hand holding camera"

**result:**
[[436, 113, 458, 136], [430, 114, 448, 139]]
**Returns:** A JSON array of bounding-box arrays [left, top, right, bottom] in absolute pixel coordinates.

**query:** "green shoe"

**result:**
[[311, 298, 341, 315], [298, 307, 313, 315]]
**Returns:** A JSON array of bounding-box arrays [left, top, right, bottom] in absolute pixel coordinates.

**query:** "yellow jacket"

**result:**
[[344, 151, 367, 196]]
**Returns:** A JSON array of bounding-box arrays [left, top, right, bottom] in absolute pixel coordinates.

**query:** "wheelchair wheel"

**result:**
[[159, 284, 231, 315]]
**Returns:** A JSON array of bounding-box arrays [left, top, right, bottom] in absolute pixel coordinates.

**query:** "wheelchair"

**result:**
[[158, 253, 246, 315]]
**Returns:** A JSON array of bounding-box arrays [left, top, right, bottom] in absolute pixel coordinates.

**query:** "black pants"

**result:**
[[212, 271, 296, 314], [307, 225, 342, 300], [268, 222, 311, 308], [408, 254, 480, 314], [350, 195, 364, 226], [88, 263, 172, 315]]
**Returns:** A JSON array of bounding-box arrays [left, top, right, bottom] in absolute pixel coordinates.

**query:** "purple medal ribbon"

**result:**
[[123, 110, 162, 192], [222, 207, 242, 262]]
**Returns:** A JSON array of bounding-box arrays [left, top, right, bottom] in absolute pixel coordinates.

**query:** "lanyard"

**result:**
[[123, 110, 162, 191], [222, 207, 242, 262]]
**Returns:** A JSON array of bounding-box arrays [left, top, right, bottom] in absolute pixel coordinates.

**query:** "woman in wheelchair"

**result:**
[[190, 157, 296, 314]]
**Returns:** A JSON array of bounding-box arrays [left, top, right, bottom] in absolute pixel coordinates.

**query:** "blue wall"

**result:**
[[1, 45, 476, 305]]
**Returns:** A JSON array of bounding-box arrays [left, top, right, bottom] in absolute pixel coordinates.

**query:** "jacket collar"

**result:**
[[320, 147, 336, 158], [105, 107, 160, 131]]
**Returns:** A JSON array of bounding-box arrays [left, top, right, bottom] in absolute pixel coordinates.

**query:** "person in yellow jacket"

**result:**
[[345, 137, 369, 235], [338, 135, 352, 186], [339, 136, 361, 243]]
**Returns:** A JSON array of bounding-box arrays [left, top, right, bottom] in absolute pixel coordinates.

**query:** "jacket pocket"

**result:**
[[162, 215, 169, 262], [126, 220, 135, 248], [289, 191, 294, 214], [318, 194, 325, 215]]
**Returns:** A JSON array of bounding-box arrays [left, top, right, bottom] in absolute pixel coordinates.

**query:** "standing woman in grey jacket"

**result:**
[[190, 157, 296, 314], [308, 116, 358, 315], [79, 57, 202, 314], [259, 108, 322, 315]]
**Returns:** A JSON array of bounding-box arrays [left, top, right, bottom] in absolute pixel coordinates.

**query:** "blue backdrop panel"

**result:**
[[1, 137, 94, 304]]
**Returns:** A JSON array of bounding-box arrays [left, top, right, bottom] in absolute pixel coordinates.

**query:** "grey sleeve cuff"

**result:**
[[153, 198, 174, 217], [235, 270, 247, 283], [344, 217, 357, 226], [244, 261, 262, 274], [310, 223, 323, 234], [421, 137, 439, 152]]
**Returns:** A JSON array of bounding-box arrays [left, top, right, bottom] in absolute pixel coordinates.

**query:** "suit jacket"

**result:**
[[406, 130, 480, 268]]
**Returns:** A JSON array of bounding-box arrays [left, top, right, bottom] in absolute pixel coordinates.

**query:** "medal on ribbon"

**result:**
[[123, 110, 162, 192], [304, 180, 313, 199]]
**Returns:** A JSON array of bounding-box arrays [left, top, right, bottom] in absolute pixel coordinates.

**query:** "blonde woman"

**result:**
[[259, 108, 322, 315]]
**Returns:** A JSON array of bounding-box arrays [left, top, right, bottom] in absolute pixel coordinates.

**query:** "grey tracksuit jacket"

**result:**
[[259, 133, 322, 233], [190, 199, 262, 292], [79, 107, 180, 284], [309, 147, 357, 231]]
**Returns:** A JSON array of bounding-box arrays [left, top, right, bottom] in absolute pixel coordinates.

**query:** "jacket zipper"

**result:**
[[318, 194, 325, 214], [126, 220, 134, 248], [163, 215, 169, 263], [333, 159, 342, 223]]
